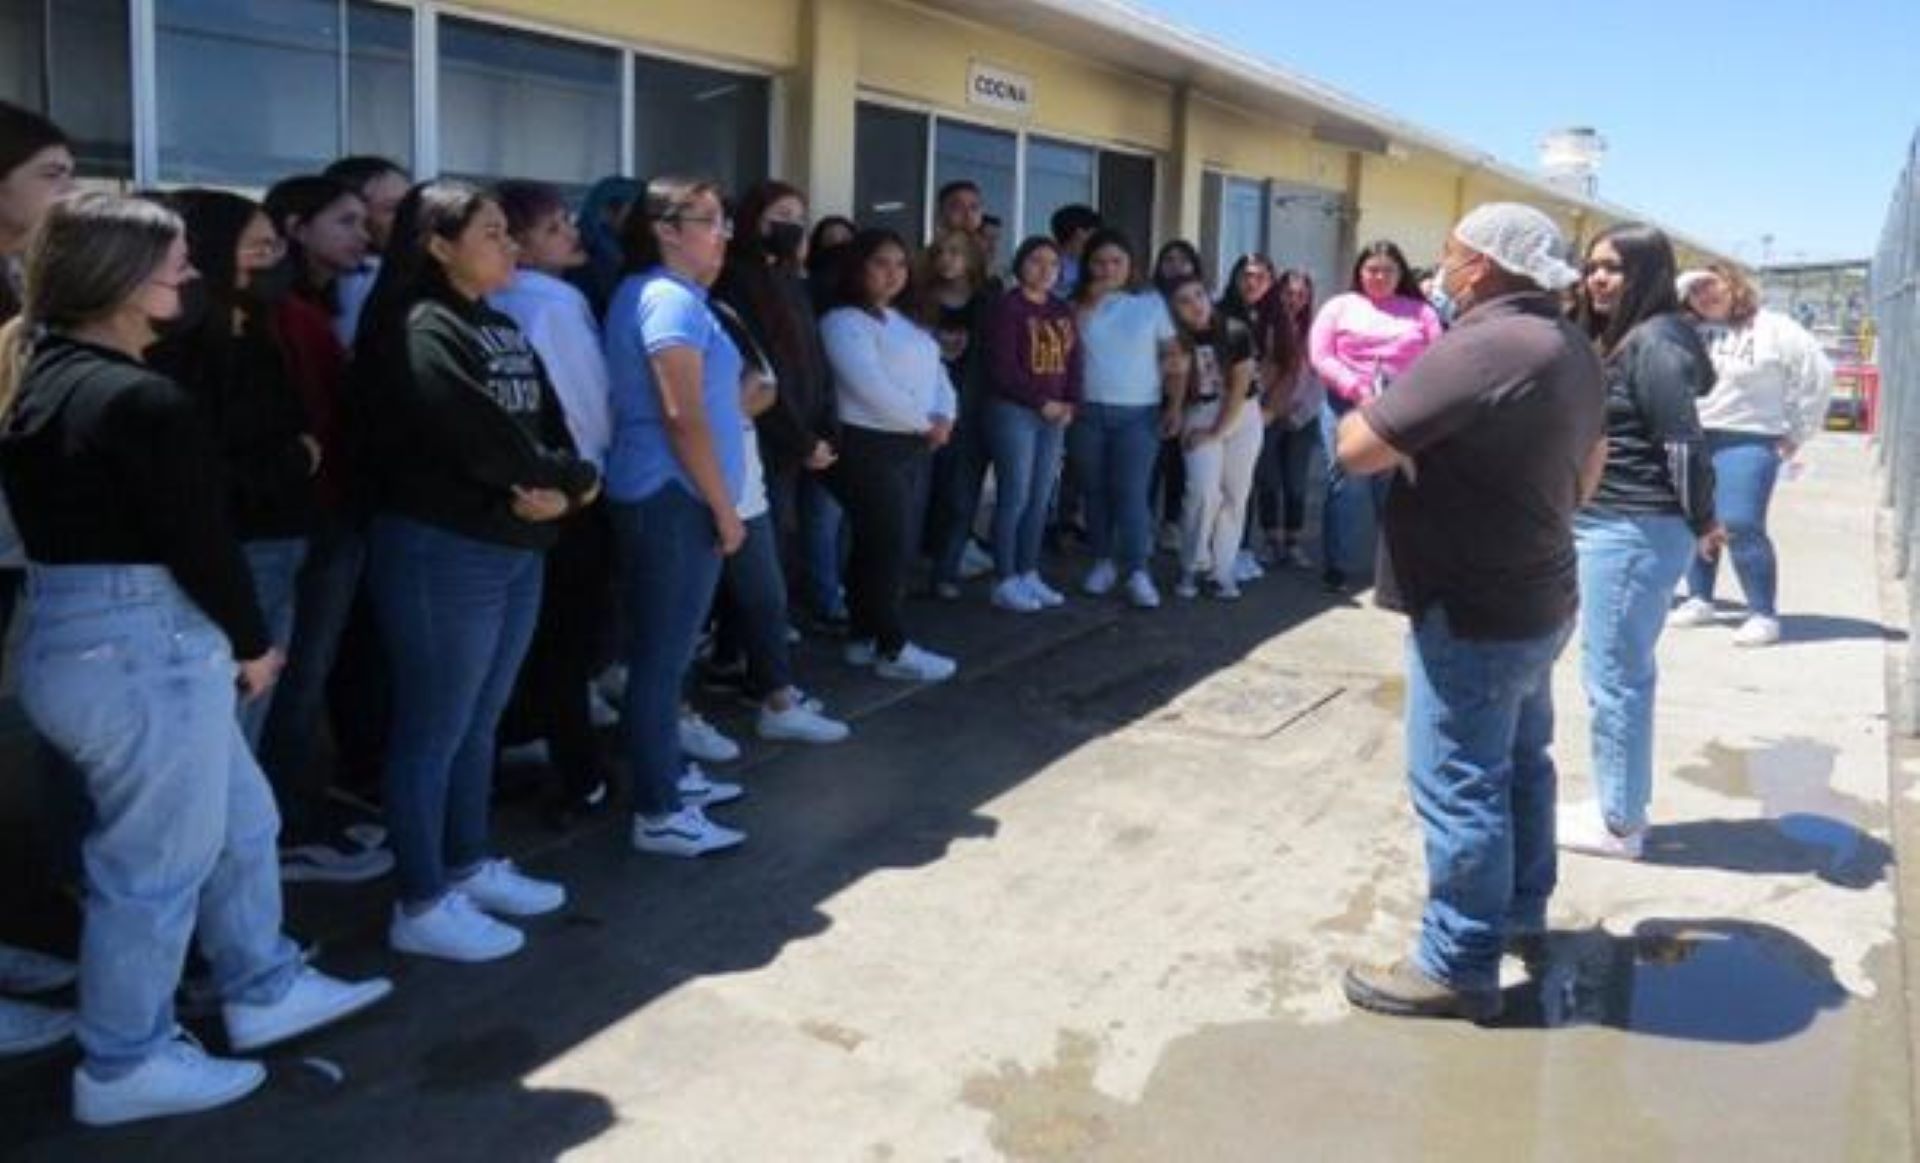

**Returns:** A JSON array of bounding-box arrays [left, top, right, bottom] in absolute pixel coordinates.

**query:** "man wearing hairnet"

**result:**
[[1333, 204, 1608, 1021]]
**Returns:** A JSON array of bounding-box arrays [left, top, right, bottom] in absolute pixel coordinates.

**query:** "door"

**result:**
[[853, 102, 928, 241]]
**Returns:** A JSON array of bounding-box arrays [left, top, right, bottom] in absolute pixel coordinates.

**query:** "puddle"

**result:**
[[961, 1030, 1125, 1160]]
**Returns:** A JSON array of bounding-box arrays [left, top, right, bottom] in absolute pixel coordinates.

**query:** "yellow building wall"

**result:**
[[460, 0, 802, 70], [1355, 152, 1460, 262], [1182, 95, 1349, 189]]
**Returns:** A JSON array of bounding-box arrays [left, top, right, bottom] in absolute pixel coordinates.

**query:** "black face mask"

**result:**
[[154, 277, 209, 338], [763, 220, 805, 263], [241, 257, 296, 306]]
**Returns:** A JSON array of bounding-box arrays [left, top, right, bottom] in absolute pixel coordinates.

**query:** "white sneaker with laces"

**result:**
[[632, 805, 746, 857], [992, 577, 1042, 613], [1556, 801, 1645, 860], [1082, 559, 1118, 596], [1124, 570, 1162, 609], [279, 838, 395, 885], [678, 763, 744, 807], [1733, 614, 1781, 647], [843, 639, 878, 667], [1212, 577, 1242, 601], [875, 642, 958, 683], [1668, 597, 1716, 628], [0, 997, 74, 1056], [678, 711, 741, 763], [958, 540, 996, 580], [389, 892, 524, 962], [1233, 550, 1265, 583], [452, 858, 566, 917], [1023, 573, 1065, 607], [224, 967, 392, 1053], [0, 942, 76, 994], [1174, 573, 1199, 600], [73, 1035, 265, 1127], [758, 701, 851, 743]]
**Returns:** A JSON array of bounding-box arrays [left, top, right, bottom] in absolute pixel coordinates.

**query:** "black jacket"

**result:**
[[1589, 313, 1718, 533]]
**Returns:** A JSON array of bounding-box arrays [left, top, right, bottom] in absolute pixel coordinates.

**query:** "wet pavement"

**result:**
[[0, 434, 1911, 1161]]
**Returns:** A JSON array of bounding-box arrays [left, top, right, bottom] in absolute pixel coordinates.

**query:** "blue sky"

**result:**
[[1145, 0, 1918, 263]]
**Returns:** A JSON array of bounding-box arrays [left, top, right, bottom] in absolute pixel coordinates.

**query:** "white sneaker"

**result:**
[[223, 967, 392, 1053], [1174, 573, 1199, 600], [0, 942, 76, 994], [280, 838, 395, 885], [958, 540, 996, 580], [1124, 570, 1162, 609], [1212, 577, 1243, 601], [875, 642, 957, 683], [933, 581, 962, 601], [1023, 573, 1065, 607], [452, 858, 566, 917], [843, 639, 878, 667], [0, 997, 74, 1056], [73, 1035, 265, 1126], [1668, 598, 1716, 628], [589, 687, 621, 727], [498, 739, 551, 768], [1556, 801, 1645, 860], [389, 892, 524, 962], [1733, 615, 1781, 647], [678, 763, 744, 807], [632, 805, 746, 857], [594, 664, 629, 706], [678, 711, 741, 763], [1082, 559, 1118, 596], [992, 577, 1042, 613], [1233, 550, 1265, 583], [1282, 543, 1311, 569], [758, 701, 851, 743]]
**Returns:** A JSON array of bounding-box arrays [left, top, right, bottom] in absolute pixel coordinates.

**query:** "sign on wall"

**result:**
[[967, 60, 1033, 117]]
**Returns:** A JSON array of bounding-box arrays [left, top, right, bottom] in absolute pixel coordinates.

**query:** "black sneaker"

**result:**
[[1321, 568, 1347, 594]]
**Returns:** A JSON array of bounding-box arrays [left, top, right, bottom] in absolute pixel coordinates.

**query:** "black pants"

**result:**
[[1154, 437, 1186, 527], [0, 566, 19, 643], [1252, 418, 1321, 540], [501, 504, 613, 800], [830, 426, 931, 657]]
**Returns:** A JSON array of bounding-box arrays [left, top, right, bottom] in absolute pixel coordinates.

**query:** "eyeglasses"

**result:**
[[671, 213, 734, 237], [239, 237, 287, 263]]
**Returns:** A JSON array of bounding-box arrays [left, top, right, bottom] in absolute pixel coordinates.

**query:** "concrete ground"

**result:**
[[0, 434, 1912, 1162]]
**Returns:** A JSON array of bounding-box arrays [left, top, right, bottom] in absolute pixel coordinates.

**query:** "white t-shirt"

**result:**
[[1078, 291, 1175, 407]]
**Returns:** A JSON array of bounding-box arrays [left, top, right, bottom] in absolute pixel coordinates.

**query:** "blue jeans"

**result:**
[[1321, 404, 1390, 576], [796, 471, 848, 619], [987, 399, 1068, 577], [1685, 431, 1782, 617], [717, 513, 795, 697], [19, 565, 301, 1076], [259, 515, 366, 842], [612, 487, 724, 817], [237, 537, 308, 751], [1576, 510, 1696, 833], [1404, 606, 1572, 992], [1068, 403, 1160, 574], [366, 516, 543, 905]]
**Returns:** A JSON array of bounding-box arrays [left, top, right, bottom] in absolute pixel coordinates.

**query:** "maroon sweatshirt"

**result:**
[[987, 289, 1082, 410]]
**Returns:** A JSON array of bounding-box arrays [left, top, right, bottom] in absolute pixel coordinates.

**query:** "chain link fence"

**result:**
[[1872, 129, 1920, 733]]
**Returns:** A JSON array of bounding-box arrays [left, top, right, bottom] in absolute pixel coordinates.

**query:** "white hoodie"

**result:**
[[1694, 309, 1834, 447], [489, 269, 614, 470]]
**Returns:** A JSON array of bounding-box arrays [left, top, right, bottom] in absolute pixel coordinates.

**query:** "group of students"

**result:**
[[0, 90, 1836, 1118]]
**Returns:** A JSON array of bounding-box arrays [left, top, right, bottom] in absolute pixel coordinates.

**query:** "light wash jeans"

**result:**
[[1405, 605, 1572, 992], [19, 565, 301, 1077], [986, 399, 1068, 578], [1576, 510, 1696, 833], [237, 537, 308, 750], [1685, 431, 1783, 617], [1068, 403, 1161, 575]]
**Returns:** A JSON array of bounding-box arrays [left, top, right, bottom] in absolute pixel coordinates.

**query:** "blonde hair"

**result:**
[[912, 228, 987, 327], [1702, 261, 1762, 326], [0, 191, 181, 417]]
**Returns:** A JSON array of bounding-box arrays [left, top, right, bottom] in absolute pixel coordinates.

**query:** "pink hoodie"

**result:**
[[1308, 291, 1443, 406]]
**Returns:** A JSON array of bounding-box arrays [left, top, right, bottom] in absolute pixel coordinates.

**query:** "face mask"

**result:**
[[154, 277, 209, 338], [763, 220, 805, 262], [1427, 285, 1456, 325], [241, 257, 296, 305]]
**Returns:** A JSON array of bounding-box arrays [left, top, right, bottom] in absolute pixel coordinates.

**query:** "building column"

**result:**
[[1169, 83, 1204, 244], [800, 0, 860, 216]]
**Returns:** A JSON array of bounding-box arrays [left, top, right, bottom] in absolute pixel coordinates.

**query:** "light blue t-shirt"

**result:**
[[1079, 290, 1175, 407], [603, 267, 746, 504]]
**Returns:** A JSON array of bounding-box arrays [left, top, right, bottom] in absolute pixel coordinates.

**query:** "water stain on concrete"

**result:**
[[1111, 825, 1156, 852], [1672, 738, 1873, 823], [961, 1030, 1127, 1161], [1369, 676, 1405, 714], [1313, 882, 1378, 936], [799, 1019, 867, 1052]]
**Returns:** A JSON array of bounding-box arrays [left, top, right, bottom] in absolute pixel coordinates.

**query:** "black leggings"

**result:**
[[500, 505, 613, 799], [1253, 418, 1320, 539], [830, 426, 931, 657]]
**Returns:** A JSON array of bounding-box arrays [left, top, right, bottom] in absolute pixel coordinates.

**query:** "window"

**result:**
[[1098, 151, 1155, 257], [438, 16, 621, 190], [933, 120, 1014, 257], [632, 55, 768, 194], [1022, 137, 1095, 242], [1206, 174, 1267, 277], [347, 1, 410, 164], [0, 0, 134, 178], [853, 102, 928, 243]]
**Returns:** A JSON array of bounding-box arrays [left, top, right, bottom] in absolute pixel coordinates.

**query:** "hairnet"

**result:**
[[1452, 203, 1580, 291]]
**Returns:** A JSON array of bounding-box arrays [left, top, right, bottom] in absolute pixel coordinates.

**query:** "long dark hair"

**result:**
[[1348, 240, 1422, 300], [830, 228, 912, 316], [1073, 228, 1142, 303], [0, 192, 179, 416], [162, 188, 280, 352], [1578, 222, 1680, 356], [618, 175, 725, 275], [1218, 252, 1299, 383], [1152, 239, 1205, 298], [1278, 268, 1316, 343], [355, 180, 497, 353], [721, 178, 809, 384], [263, 174, 362, 312]]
